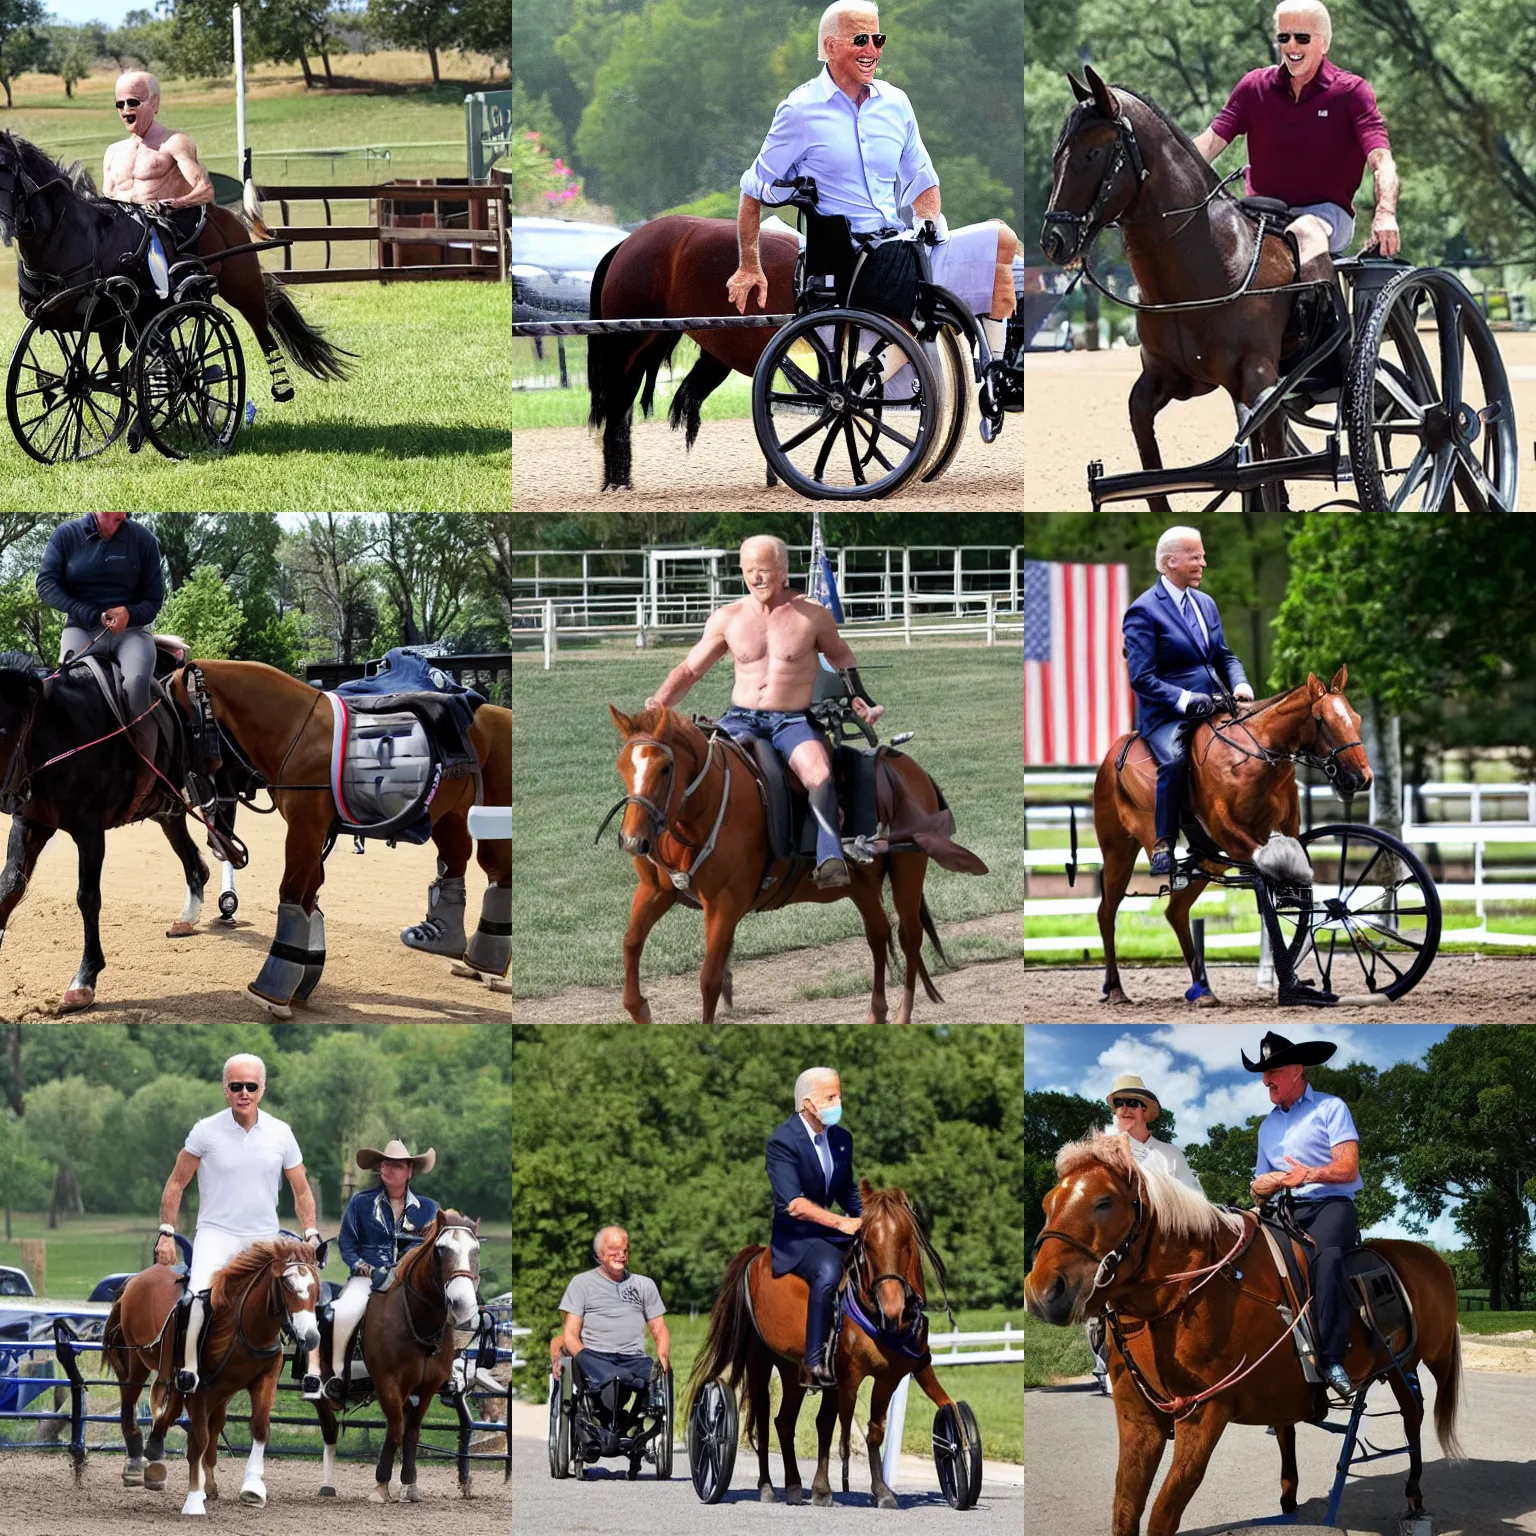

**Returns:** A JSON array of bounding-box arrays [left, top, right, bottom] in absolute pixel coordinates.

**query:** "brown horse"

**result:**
[[1027, 1136, 1463, 1536], [103, 1238, 322, 1515], [1042, 68, 1316, 514], [170, 660, 511, 1016], [1094, 666, 1370, 1006], [314, 1210, 482, 1502], [605, 703, 985, 1024], [687, 1182, 968, 1509]]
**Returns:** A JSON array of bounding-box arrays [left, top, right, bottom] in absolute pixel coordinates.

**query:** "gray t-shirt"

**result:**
[[558, 1267, 666, 1355]]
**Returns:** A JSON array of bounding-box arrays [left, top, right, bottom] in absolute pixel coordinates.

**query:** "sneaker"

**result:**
[[813, 857, 850, 889], [1148, 839, 1175, 876]]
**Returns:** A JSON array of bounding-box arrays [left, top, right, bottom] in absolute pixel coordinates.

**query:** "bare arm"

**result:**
[[814, 607, 884, 723], [561, 1311, 585, 1357], [164, 134, 214, 208], [726, 194, 770, 314], [646, 610, 730, 707], [154, 1150, 199, 1262], [647, 1314, 671, 1370], [912, 184, 941, 220], [1251, 1141, 1359, 1199], [284, 1163, 321, 1235], [786, 1195, 861, 1234], [1365, 147, 1400, 256], [1191, 129, 1229, 163]]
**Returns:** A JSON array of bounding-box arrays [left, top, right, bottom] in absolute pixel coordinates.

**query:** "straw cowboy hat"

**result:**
[[1105, 1074, 1162, 1123], [1240, 1031, 1337, 1073], [355, 1138, 436, 1174]]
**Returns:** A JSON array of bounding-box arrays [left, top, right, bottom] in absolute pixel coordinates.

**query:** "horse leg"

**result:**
[[181, 1397, 209, 1516], [622, 877, 676, 1023], [371, 1381, 405, 1502], [886, 853, 932, 1024], [1164, 876, 1219, 1007], [1107, 1375, 1170, 1536], [667, 351, 731, 448], [1097, 831, 1139, 1005], [1128, 364, 1183, 519], [0, 816, 52, 954], [145, 1377, 175, 1489], [59, 827, 106, 1011], [861, 1372, 900, 1510], [240, 1368, 278, 1505], [119, 1370, 146, 1486], [205, 1399, 226, 1499], [845, 867, 891, 1023], [1236, 355, 1289, 513], [1275, 1421, 1300, 1513], [749, 1340, 775, 1499], [403, 818, 470, 956], [811, 1378, 839, 1504], [589, 334, 652, 490], [249, 813, 326, 1018], [398, 1385, 434, 1501], [159, 814, 210, 937], [699, 893, 748, 1024], [774, 1369, 808, 1505], [1144, 1406, 1232, 1536], [1384, 1365, 1426, 1510]]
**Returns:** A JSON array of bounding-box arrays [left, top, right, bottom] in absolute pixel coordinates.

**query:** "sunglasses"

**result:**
[[225, 1081, 261, 1094], [1274, 32, 1312, 44], [1111, 1098, 1149, 1110], [115, 97, 142, 109], [847, 32, 886, 47]]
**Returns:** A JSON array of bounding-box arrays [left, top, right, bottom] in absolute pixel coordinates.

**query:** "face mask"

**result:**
[[818, 1103, 843, 1127]]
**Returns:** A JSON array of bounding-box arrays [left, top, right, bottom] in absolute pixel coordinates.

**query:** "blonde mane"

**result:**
[[208, 1237, 313, 1312], [1055, 1133, 1243, 1243]]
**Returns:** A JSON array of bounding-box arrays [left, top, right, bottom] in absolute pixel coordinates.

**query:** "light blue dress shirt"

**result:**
[[740, 67, 939, 235], [1254, 1082, 1362, 1201]]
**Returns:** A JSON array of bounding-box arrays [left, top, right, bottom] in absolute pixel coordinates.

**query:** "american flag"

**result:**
[[1025, 561, 1134, 766]]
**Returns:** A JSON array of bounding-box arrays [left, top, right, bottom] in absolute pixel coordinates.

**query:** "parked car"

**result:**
[[512, 217, 628, 316], [0, 1266, 34, 1297]]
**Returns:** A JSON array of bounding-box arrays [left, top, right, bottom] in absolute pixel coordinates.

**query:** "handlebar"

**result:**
[[768, 175, 820, 213]]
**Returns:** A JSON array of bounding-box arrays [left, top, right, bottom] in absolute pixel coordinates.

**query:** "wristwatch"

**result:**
[[158, 1224, 176, 1237]]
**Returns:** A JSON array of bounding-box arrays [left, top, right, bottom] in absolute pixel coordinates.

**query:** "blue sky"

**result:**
[[1026, 1024, 1463, 1247], [48, 1, 135, 25]]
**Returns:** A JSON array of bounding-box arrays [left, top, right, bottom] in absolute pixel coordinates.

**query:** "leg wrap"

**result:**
[[401, 861, 468, 956], [264, 345, 294, 403], [293, 907, 326, 1002], [462, 883, 510, 978], [250, 901, 311, 1005]]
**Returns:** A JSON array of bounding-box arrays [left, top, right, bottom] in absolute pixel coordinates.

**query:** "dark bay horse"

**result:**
[[314, 1210, 482, 1503], [0, 131, 351, 402], [1042, 68, 1317, 514], [1094, 667, 1370, 1006], [170, 660, 511, 1016], [687, 1182, 966, 1509], [588, 215, 800, 490], [605, 704, 986, 1024], [1027, 1135, 1463, 1536], [104, 1238, 322, 1514]]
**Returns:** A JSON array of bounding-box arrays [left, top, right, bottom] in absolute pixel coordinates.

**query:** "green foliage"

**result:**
[[158, 564, 245, 660]]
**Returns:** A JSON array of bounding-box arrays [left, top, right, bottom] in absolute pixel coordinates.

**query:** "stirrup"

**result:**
[[175, 1369, 198, 1395], [322, 1374, 348, 1405]]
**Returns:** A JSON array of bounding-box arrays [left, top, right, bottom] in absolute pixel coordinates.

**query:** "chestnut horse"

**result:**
[[103, 1238, 322, 1515], [687, 1182, 965, 1509], [314, 1210, 482, 1502], [1094, 666, 1371, 1006], [1027, 1136, 1463, 1536], [605, 704, 985, 1024], [170, 660, 511, 1016]]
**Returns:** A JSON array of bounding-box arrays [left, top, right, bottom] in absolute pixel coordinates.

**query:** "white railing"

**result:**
[[467, 807, 511, 839], [509, 1321, 530, 1370]]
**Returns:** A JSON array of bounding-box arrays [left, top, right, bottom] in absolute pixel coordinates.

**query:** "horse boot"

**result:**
[[401, 860, 468, 956], [248, 901, 310, 1016], [292, 907, 326, 1005], [175, 1287, 205, 1396], [264, 345, 295, 403], [452, 882, 510, 991]]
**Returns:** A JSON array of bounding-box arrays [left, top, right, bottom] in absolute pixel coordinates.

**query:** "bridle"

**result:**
[[1200, 686, 1365, 785], [1030, 1184, 1148, 1296], [1041, 103, 1149, 267], [399, 1219, 480, 1354], [201, 1257, 320, 1386], [844, 1205, 958, 1359]]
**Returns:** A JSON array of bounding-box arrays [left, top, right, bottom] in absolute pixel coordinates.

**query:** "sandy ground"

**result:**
[[512, 910, 1023, 1023], [1021, 954, 1536, 1024], [0, 809, 508, 1023], [512, 413, 1024, 511], [1023, 331, 1536, 511], [0, 1451, 510, 1533]]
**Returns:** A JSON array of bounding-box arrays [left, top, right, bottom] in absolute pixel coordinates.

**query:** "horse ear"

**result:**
[[1085, 64, 1118, 119], [1329, 664, 1348, 692], [608, 702, 632, 735], [859, 1177, 874, 1203], [1306, 672, 1326, 700], [1068, 72, 1092, 104]]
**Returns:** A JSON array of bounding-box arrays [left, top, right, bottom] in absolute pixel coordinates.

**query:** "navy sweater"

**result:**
[[36, 515, 165, 632]]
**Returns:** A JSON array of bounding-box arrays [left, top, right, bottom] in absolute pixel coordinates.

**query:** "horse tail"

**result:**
[[1432, 1316, 1465, 1461], [260, 272, 355, 381], [684, 1244, 763, 1429]]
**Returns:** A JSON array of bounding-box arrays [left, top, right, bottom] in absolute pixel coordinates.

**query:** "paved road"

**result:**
[[513, 1423, 1022, 1533], [1025, 1372, 1536, 1536]]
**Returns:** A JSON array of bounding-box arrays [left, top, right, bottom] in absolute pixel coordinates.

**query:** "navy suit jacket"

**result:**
[[766, 1114, 862, 1277], [1124, 582, 1249, 736]]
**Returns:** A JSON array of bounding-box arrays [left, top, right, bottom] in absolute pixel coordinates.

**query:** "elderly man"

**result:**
[[644, 534, 883, 888], [557, 1226, 670, 1431], [1192, 2, 1399, 270], [729, 0, 1020, 406], [102, 72, 215, 216], [1124, 526, 1254, 876], [1244, 1031, 1362, 1399], [154, 1054, 324, 1397], [767, 1066, 862, 1388]]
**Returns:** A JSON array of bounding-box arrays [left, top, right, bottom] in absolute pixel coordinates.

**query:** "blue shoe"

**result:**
[[1148, 839, 1175, 876], [1324, 1362, 1353, 1396]]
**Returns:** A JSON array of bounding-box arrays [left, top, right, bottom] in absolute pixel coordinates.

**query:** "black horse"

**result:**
[[0, 647, 241, 1012]]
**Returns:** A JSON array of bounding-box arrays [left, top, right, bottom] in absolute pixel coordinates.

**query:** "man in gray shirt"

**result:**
[[558, 1225, 670, 1426]]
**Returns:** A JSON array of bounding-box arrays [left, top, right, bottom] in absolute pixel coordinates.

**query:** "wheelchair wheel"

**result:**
[[752, 308, 938, 499], [932, 1399, 982, 1511], [8, 310, 131, 463], [547, 1359, 572, 1479], [134, 301, 245, 459], [915, 322, 970, 485], [653, 1367, 674, 1479], [685, 1378, 737, 1504]]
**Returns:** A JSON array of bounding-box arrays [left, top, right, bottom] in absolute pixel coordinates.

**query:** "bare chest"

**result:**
[[725, 607, 817, 667]]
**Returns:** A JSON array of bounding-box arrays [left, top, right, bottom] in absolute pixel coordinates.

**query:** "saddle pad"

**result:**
[[325, 693, 441, 837], [1344, 1247, 1413, 1348]]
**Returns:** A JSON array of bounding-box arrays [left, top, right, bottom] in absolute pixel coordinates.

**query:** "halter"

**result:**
[[1031, 1184, 1148, 1294], [843, 1204, 958, 1360], [1040, 105, 1148, 264]]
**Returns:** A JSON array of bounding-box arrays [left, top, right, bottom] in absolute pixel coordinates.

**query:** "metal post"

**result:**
[[543, 598, 555, 671], [986, 593, 997, 646], [953, 547, 963, 617], [557, 337, 569, 388], [232, 6, 247, 177], [884, 548, 893, 622], [581, 552, 590, 630], [903, 548, 912, 645], [882, 1374, 910, 1488]]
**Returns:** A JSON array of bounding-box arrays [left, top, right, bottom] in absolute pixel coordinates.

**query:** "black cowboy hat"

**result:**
[[1240, 1031, 1337, 1073]]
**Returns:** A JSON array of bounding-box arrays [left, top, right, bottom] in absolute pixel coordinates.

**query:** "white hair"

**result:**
[[118, 69, 160, 99], [794, 1066, 838, 1110], [593, 1225, 628, 1261], [817, 1, 879, 61], [1273, 0, 1331, 44], [1155, 525, 1203, 572], [740, 534, 788, 571], [222, 1054, 265, 1085]]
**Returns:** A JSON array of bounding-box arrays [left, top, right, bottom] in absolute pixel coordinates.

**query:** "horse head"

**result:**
[[605, 703, 704, 858], [408, 1209, 481, 1328], [852, 1182, 933, 1334], [1042, 67, 1148, 264], [210, 1237, 322, 1355], [0, 132, 79, 249], [1303, 664, 1372, 793]]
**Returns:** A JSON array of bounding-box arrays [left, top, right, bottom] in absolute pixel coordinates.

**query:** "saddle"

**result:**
[[1115, 727, 1226, 860]]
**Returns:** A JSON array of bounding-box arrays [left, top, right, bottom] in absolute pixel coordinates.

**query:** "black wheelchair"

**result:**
[[750, 176, 1023, 500], [547, 1347, 674, 1481]]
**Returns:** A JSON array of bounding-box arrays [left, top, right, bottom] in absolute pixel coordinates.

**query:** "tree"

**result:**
[[21, 1077, 119, 1226], [114, 1076, 221, 1215], [0, 1112, 49, 1239], [366, 0, 458, 83], [158, 564, 245, 659], [0, 0, 46, 109], [370, 514, 485, 646], [288, 515, 379, 664]]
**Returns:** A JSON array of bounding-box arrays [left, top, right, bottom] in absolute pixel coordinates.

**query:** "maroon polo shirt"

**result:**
[[1208, 57, 1390, 215]]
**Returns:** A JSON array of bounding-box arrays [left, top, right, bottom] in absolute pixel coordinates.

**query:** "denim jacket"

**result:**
[[337, 1186, 440, 1272]]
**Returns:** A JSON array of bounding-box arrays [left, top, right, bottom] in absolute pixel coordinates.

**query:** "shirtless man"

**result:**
[[101, 71, 215, 213], [645, 535, 884, 888]]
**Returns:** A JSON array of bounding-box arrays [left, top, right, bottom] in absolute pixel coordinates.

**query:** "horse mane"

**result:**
[[1055, 1134, 1242, 1243], [0, 131, 112, 242], [860, 1183, 952, 1303], [395, 1209, 453, 1288], [0, 650, 45, 682], [208, 1236, 312, 1312]]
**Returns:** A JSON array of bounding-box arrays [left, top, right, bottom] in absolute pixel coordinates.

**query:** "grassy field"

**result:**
[[511, 639, 1024, 998]]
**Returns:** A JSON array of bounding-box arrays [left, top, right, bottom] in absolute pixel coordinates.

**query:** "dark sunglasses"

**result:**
[[1275, 32, 1312, 44], [225, 1081, 261, 1093], [115, 97, 142, 109], [849, 32, 886, 47], [1111, 1098, 1149, 1110]]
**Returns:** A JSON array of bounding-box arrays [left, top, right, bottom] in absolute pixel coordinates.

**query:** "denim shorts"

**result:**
[[718, 706, 826, 760], [1289, 201, 1355, 255]]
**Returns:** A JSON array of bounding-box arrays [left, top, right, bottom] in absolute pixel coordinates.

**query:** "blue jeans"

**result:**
[[718, 707, 840, 864], [1141, 716, 1188, 843]]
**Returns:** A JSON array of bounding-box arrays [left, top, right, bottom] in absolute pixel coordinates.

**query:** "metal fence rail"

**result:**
[[512, 314, 792, 337]]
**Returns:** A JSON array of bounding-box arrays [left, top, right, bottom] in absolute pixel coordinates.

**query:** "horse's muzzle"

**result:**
[[1025, 1271, 1076, 1327], [620, 832, 648, 856], [1039, 214, 1082, 266]]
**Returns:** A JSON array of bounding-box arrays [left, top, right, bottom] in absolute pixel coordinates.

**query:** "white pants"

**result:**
[[189, 1226, 276, 1292], [329, 1273, 372, 1374], [927, 221, 1004, 318], [1290, 200, 1356, 255]]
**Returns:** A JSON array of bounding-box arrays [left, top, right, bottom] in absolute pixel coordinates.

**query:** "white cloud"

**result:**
[[1167, 1079, 1274, 1147], [1093, 1036, 1206, 1117]]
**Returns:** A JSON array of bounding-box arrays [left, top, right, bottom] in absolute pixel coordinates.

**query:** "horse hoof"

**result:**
[[180, 1491, 207, 1516], [759, 1484, 777, 1502], [876, 1492, 899, 1510], [1192, 991, 1222, 1010], [403, 1484, 420, 1503], [369, 1483, 392, 1504], [247, 984, 293, 1020], [145, 1463, 167, 1489], [319, 1486, 336, 1498], [165, 921, 198, 938], [58, 986, 95, 1013], [1104, 991, 1134, 1007], [239, 1482, 264, 1506], [812, 1488, 834, 1507], [123, 1465, 144, 1488], [786, 1485, 803, 1506]]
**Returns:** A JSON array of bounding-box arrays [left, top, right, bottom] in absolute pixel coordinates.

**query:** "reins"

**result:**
[[395, 1220, 479, 1355], [1197, 685, 1364, 784]]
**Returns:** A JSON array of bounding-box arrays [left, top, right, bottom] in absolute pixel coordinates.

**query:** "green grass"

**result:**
[[511, 640, 1024, 999], [1456, 1309, 1536, 1335], [1023, 1314, 1093, 1388]]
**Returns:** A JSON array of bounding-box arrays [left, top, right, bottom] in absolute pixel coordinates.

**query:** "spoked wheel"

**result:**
[[932, 1400, 982, 1511], [916, 323, 969, 484], [7, 308, 131, 463], [652, 1368, 674, 1479], [685, 1378, 737, 1503], [547, 1360, 571, 1479], [1266, 822, 1442, 1003], [134, 301, 246, 459], [752, 308, 939, 499], [1345, 267, 1519, 511]]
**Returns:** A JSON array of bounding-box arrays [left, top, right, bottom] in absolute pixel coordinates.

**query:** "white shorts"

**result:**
[[927, 221, 1004, 318], [190, 1227, 277, 1292], [1289, 201, 1355, 255]]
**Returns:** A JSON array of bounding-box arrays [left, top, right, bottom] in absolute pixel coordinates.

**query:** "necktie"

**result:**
[[1180, 591, 1205, 652]]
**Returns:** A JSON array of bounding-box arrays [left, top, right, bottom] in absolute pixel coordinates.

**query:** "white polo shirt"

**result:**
[[184, 1108, 303, 1236]]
